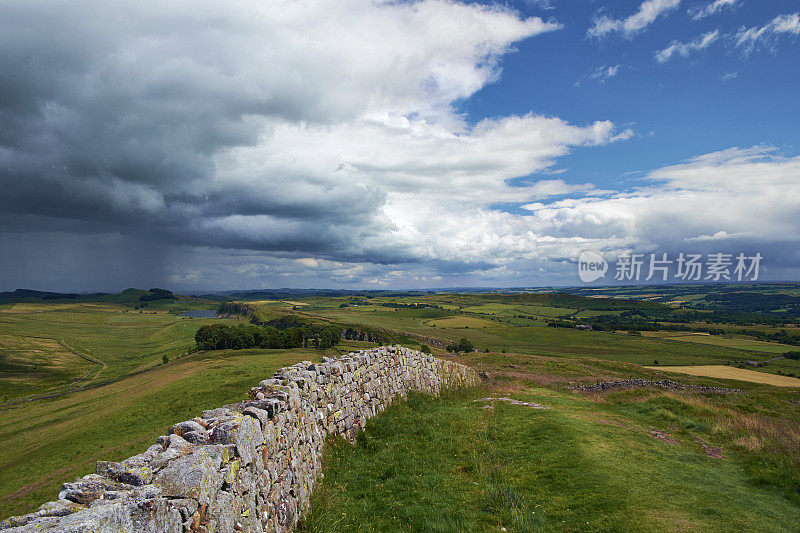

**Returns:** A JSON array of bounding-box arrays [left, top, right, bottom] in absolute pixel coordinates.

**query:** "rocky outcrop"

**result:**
[[1, 346, 478, 532], [216, 301, 258, 320], [571, 379, 744, 394]]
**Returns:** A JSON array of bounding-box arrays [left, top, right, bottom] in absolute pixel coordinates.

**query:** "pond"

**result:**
[[180, 309, 218, 318]]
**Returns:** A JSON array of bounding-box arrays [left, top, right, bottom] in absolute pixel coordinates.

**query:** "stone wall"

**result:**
[[1, 346, 479, 532]]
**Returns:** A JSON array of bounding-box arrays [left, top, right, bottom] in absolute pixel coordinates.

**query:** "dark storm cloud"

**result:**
[[0, 1, 560, 291], [0, 0, 405, 273], [0, 0, 553, 287]]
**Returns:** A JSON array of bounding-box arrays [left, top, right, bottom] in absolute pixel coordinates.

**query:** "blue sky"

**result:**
[[464, 0, 799, 193], [0, 0, 798, 291]]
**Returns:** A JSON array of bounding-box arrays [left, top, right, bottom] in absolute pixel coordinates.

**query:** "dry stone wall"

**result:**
[[1, 346, 479, 533]]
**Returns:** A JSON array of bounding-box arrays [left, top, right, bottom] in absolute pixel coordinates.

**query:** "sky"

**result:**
[[1, 0, 799, 292]]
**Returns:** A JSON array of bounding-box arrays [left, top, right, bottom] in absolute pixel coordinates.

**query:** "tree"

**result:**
[[140, 288, 175, 301], [419, 344, 430, 353], [317, 325, 341, 349], [445, 337, 474, 353]]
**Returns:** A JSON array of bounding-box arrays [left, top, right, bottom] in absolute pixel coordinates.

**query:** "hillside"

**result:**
[[1, 288, 799, 530]]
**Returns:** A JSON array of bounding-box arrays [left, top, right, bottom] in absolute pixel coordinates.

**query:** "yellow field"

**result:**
[[427, 316, 496, 328], [645, 365, 800, 387]]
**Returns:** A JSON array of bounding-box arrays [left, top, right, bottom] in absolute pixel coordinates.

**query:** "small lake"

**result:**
[[180, 310, 218, 318]]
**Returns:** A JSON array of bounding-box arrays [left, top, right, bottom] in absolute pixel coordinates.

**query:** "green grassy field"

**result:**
[[640, 331, 795, 354], [0, 346, 325, 518], [459, 302, 576, 318], [295, 303, 800, 372], [3, 290, 800, 529], [302, 386, 800, 532], [0, 302, 230, 401], [428, 316, 498, 328]]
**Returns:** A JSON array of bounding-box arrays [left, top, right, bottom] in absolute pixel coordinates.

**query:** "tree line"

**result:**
[[195, 316, 341, 351]]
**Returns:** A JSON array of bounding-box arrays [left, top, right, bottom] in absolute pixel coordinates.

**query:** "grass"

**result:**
[[301, 387, 800, 532], [0, 302, 231, 401], [459, 303, 576, 319], [641, 331, 795, 354], [4, 291, 800, 528], [301, 304, 793, 368], [0, 347, 325, 518], [287, 294, 800, 377], [428, 316, 497, 328], [0, 334, 95, 400]]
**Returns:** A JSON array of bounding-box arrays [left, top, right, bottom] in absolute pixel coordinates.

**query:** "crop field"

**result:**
[[646, 365, 800, 387]]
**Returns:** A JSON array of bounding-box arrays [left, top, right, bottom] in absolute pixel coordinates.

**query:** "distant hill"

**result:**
[[0, 287, 175, 304], [0, 289, 108, 302], [196, 288, 435, 300]]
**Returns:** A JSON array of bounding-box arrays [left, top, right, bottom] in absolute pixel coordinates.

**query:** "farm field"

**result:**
[[640, 331, 795, 354], [646, 365, 800, 387], [294, 301, 800, 373]]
